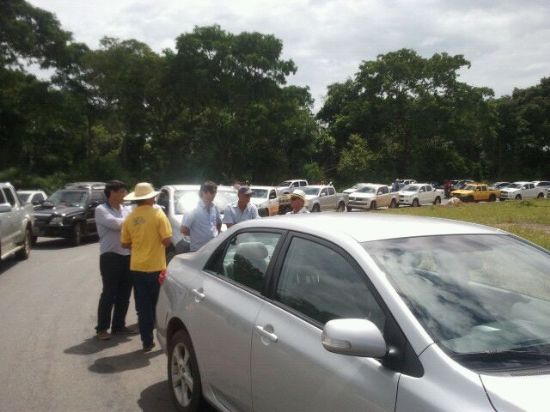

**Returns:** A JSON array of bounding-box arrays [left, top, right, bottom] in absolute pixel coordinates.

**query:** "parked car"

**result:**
[[347, 184, 399, 211], [396, 179, 416, 190], [398, 183, 443, 207], [499, 181, 546, 200], [451, 183, 499, 202], [16, 190, 48, 209], [275, 179, 308, 195], [301, 185, 348, 212], [32, 182, 106, 245], [490, 181, 512, 190], [343, 183, 369, 194], [157, 184, 238, 257], [157, 213, 550, 412], [451, 179, 475, 190], [533, 181, 550, 191], [0, 182, 33, 262], [250, 186, 279, 217]]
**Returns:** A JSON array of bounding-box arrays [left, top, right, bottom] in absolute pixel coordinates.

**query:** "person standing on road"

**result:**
[[286, 190, 310, 214], [223, 186, 260, 228], [121, 182, 172, 352], [95, 180, 137, 341], [180, 181, 222, 252]]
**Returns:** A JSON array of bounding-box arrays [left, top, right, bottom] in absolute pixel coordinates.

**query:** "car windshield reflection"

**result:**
[[364, 234, 550, 370], [46, 190, 89, 207]]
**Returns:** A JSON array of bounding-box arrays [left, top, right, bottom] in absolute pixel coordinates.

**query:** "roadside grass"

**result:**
[[380, 199, 550, 250]]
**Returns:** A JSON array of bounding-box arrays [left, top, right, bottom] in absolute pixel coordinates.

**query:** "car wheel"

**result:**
[[71, 223, 83, 246], [346, 205, 353, 212], [489, 195, 496, 202], [16, 228, 31, 260], [336, 202, 345, 212], [537, 193, 544, 199], [312, 204, 320, 213], [515, 195, 522, 200], [369, 201, 377, 210], [412, 198, 419, 207], [168, 329, 204, 412], [389, 199, 397, 208], [433, 197, 441, 205]]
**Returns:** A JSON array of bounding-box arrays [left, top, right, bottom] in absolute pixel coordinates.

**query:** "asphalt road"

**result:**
[[0, 237, 177, 412]]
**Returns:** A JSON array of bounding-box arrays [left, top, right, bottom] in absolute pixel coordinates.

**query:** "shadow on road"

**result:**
[[0, 258, 18, 276], [88, 348, 163, 374], [33, 236, 98, 250], [138, 380, 217, 412], [64, 335, 133, 355]]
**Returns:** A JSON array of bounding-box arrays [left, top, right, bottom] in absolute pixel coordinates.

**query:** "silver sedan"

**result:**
[[156, 213, 550, 412]]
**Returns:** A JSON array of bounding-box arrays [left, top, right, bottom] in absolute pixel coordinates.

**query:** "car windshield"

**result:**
[[351, 184, 365, 189], [174, 188, 237, 214], [403, 185, 419, 191], [18, 193, 30, 202], [47, 190, 89, 207], [278, 181, 292, 187], [464, 185, 477, 191], [357, 186, 376, 194], [251, 189, 268, 198], [364, 235, 550, 370], [508, 183, 522, 189], [303, 187, 321, 195]]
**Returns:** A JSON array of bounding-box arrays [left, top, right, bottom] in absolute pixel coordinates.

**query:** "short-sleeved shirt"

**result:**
[[182, 200, 221, 252], [95, 203, 131, 256], [222, 201, 260, 226], [121, 205, 172, 272]]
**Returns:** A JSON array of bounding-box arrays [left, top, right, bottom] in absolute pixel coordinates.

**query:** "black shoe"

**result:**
[[143, 342, 156, 352], [112, 326, 139, 335]]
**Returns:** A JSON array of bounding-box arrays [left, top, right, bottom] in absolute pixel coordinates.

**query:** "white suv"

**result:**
[[499, 181, 546, 200]]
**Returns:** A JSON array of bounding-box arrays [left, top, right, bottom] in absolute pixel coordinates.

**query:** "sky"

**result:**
[[29, 0, 550, 111]]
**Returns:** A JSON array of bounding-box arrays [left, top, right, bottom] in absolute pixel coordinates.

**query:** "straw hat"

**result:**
[[290, 189, 306, 201], [124, 182, 159, 201]]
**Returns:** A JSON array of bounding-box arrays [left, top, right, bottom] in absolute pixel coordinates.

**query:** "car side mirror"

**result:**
[[0, 203, 12, 213], [320, 193, 326, 197], [321, 318, 387, 358]]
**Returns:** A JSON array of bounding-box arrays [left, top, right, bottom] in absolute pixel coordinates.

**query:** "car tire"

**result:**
[[15, 228, 31, 260], [412, 198, 419, 207], [466, 195, 474, 202], [168, 329, 204, 412], [312, 204, 320, 213], [336, 202, 346, 212], [515, 195, 522, 200], [433, 197, 441, 205], [369, 201, 377, 210], [537, 193, 544, 199], [389, 199, 397, 208], [71, 223, 83, 246], [489, 195, 496, 202], [346, 205, 353, 212]]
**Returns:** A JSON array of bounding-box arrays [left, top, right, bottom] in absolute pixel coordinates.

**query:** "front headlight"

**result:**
[[51, 216, 64, 225]]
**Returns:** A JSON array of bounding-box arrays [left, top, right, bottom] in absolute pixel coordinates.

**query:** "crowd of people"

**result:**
[[94, 179, 309, 351]]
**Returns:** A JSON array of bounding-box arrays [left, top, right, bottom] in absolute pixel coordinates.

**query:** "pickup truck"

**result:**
[[398, 183, 443, 207], [33, 183, 106, 246], [499, 181, 546, 201], [299, 185, 348, 212], [275, 179, 309, 195], [348, 184, 399, 210], [451, 183, 499, 202], [250, 186, 279, 216], [0, 182, 33, 261]]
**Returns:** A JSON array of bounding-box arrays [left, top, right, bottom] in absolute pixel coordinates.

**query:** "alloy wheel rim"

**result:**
[[171, 342, 194, 406]]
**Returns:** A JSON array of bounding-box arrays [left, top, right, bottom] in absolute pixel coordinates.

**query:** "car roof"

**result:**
[[16, 190, 45, 194], [235, 213, 500, 243], [512, 181, 532, 185], [250, 185, 276, 190]]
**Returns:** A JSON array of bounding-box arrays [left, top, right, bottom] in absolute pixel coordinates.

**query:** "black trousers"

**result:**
[[96, 253, 132, 332], [132, 271, 160, 347]]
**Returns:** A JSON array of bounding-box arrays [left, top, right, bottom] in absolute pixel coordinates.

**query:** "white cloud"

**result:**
[[30, 0, 550, 110]]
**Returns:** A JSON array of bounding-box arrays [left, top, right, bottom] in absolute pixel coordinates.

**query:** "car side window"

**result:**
[[206, 232, 282, 293], [3, 188, 16, 206], [380, 186, 388, 194], [0, 189, 7, 204], [35, 193, 45, 202], [157, 190, 170, 212], [426, 186, 432, 192], [275, 237, 386, 330], [300, 181, 307, 187], [320, 188, 328, 196], [327, 187, 335, 195], [91, 190, 105, 204], [269, 190, 277, 199]]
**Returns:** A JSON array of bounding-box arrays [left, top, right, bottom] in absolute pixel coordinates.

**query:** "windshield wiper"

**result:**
[[455, 349, 550, 361]]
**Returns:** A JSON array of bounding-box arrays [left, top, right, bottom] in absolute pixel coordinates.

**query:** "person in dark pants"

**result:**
[[121, 182, 172, 352], [95, 180, 137, 340]]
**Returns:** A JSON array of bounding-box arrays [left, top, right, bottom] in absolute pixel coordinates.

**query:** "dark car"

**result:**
[[32, 183, 106, 245]]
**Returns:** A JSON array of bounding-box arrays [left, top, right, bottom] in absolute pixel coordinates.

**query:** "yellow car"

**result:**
[[451, 183, 499, 202]]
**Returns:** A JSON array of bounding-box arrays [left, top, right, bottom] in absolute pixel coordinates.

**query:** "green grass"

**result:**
[[380, 199, 550, 250]]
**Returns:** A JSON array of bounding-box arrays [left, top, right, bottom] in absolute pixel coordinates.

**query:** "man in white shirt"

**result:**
[[223, 186, 260, 228]]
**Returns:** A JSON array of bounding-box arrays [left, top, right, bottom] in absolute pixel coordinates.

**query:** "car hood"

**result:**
[[343, 188, 357, 193], [350, 193, 374, 199], [480, 373, 550, 411], [399, 190, 418, 196], [34, 205, 84, 217], [501, 188, 520, 193], [251, 197, 268, 205], [452, 190, 473, 195]]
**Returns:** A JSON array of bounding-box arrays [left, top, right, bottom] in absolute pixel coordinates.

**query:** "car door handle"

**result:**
[[255, 325, 278, 343], [191, 288, 205, 302]]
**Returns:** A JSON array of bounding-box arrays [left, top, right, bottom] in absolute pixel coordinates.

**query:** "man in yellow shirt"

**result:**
[[121, 182, 172, 352]]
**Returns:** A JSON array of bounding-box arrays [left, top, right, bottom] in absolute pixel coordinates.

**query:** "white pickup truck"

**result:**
[[0, 182, 33, 262], [347, 184, 399, 210], [301, 185, 348, 212], [398, 183, 443, 207], [499, 181, 546, 201]]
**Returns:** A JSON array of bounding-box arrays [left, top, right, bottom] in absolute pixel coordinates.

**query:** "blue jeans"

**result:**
[[132, 271, 160, 347]]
